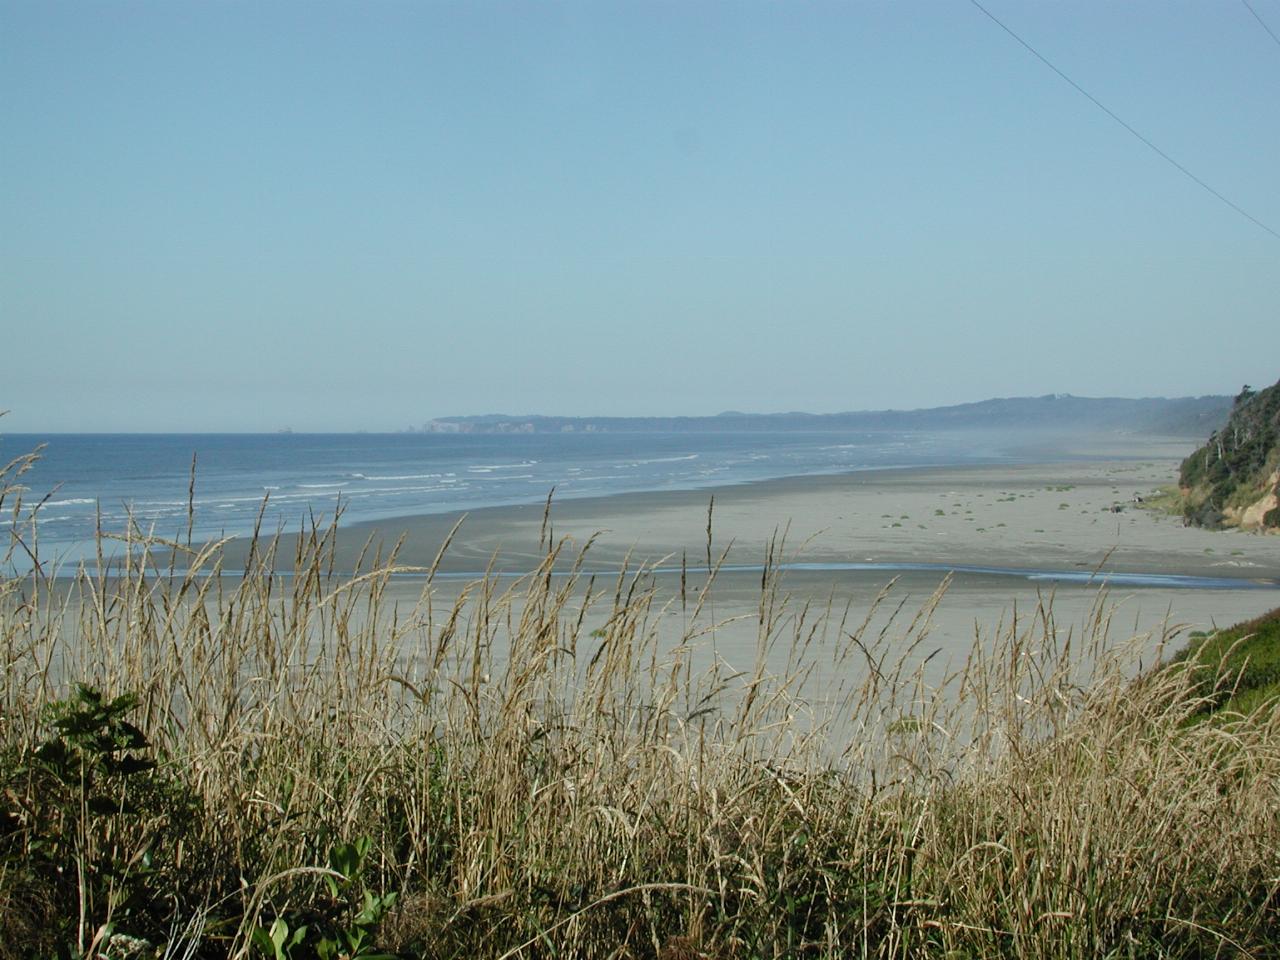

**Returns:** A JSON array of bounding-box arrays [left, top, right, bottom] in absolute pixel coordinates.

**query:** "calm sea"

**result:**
[[5, 430, 1021, 560]]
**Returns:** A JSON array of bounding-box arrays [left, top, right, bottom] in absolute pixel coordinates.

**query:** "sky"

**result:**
[[2, 0, 1278, 433]]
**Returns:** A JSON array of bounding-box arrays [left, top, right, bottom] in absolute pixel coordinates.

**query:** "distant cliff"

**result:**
[[422, 394, 1231, 437], [1179, 380, 1280, 531]]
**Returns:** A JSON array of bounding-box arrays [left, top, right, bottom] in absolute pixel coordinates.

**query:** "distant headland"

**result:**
[[415, 393, 1231, 438]]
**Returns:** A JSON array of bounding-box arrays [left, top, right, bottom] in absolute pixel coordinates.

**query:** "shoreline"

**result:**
[[34, 449, 1276, 655], [28, 448, 1280, 719], [212, 455, 1280, 583], [190, 451, 1280, 709]]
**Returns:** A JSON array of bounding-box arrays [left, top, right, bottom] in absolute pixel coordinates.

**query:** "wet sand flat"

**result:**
[[282, 456, 1280, 584], [199, 452, 1280, 670]]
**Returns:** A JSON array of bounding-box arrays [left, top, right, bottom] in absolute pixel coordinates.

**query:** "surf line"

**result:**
[[418, 560, 1278, 591], [74, 561, 1278, 591]]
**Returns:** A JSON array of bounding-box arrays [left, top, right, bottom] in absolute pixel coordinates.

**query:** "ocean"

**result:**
[[4, 429, 1027, 562]]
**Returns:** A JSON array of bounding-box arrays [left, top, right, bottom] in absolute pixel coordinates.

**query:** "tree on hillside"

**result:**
[[1180, 378, 1280, 529]]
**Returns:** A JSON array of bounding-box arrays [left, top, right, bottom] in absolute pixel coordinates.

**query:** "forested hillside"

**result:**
[[1179, 380, 1280, 530]]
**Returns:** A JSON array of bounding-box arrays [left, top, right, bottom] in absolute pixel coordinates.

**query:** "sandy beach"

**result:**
[[327, 456, 1279, 580], [209, 449, 1280, 680]]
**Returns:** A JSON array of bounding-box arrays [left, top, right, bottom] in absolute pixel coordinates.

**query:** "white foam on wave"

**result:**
[[45, 497, 96, 507], [624, 454, 699, 466], [350, 472, 444, 481], [142, 495, 259, 507], [305, 482, 463, 499], [468, 461, 539, 473], [120, 480, 473, 518]]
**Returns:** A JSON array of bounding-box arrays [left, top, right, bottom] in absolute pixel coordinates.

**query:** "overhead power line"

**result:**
[[969, 0, 1280, 242], [1241, 0, 1280, 51]]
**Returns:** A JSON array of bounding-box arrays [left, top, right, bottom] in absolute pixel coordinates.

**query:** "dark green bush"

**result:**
[[0, 685, 204, 958]]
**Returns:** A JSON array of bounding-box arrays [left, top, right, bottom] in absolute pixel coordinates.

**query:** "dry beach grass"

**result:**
[[1, 446, 1278, 959]]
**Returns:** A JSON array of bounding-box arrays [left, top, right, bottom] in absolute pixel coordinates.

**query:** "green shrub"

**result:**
[[0, 685, 202, 957], [1171, 608, 1280, 719]]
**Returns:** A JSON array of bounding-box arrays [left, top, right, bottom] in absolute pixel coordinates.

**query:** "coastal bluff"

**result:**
[[1179, 378, 1280, 531]]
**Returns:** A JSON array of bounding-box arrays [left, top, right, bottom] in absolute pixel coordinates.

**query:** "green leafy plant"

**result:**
[[0, 685, 189, 957], [35, 685, 157, 804], [252, 836, 399, 960], [251, 918, 309, 960]]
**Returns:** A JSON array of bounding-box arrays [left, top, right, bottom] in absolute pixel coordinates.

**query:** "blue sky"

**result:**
[[3, 1, 1278, 432]]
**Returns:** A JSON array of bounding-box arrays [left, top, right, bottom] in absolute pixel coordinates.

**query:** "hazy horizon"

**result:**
[[1, 389, 1241, 437], [4, 2, 1277, 433]]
